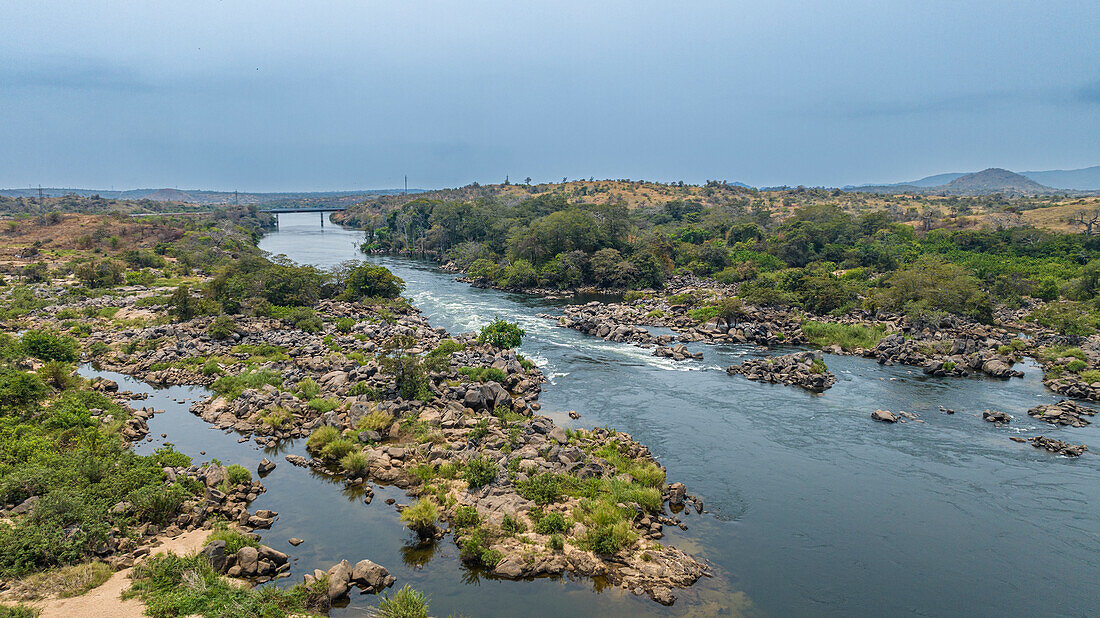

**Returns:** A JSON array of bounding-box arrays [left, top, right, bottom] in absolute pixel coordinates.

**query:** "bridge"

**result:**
[[259, 207, 347, 227]]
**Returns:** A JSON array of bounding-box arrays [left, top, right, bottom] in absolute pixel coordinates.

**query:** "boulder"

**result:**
[[200, 540, 228, 573], [236, 546, 259, 575], [351, 559, 396, 592], [871, 409, 898, 423], [257, 458, 276, 475], [326, 560, 352, 600]]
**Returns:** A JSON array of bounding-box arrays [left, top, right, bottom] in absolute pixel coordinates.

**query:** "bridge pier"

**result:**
[[321, 211, 324, 227]]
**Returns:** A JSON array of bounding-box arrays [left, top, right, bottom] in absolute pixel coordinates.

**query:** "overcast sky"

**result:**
[[1, 1, 1097, 191]]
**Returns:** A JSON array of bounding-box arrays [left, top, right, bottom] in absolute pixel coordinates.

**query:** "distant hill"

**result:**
[[849, 164, 1100, 194], [1020, 166, 1100, 191], [907, 172, 966, 187], [937, 168, 1052, 196]]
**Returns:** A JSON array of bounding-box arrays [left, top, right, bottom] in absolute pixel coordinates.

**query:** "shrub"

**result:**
[[225, 464, 251, 486], [208, 527, 259, 555], [124, 552, 327, 618], [357, 410, 393, 432], [451, 506, 480, 529], [375, 584, 429, 618], [534, 512, 570, 535], [21, 331, 79, 362], [468, 418, 490, 440], [464, 456, 496, 488], [0, 367, 50, 414], [477, 319, 525, 349], [36, 361, 76, 390], [1066, 359, 1088, 372], [348, 381, 380, 398], [517, 473, 562, 505], [340, 451, 369, 476], [308, 398, 341, 414], [400, 498, 438, 534], [306, 426, 340, 453], [205, 316, 236, 340], [548, 533, 565, 551], [500, 514, 526, 535], [321, 438, 357, 460], [459, 527, 501, 568]]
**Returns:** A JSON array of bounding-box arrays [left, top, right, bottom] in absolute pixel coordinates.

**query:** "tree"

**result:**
[[478, 319, 525, 349], [342, 264, 405, 300], [168, 285, 195, 321]]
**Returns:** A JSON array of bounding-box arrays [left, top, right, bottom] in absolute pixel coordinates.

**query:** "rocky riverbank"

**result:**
[[18, 286, 710, 606]]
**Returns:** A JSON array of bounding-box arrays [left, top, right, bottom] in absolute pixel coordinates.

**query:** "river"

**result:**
[[93, 213, 1100, 616]]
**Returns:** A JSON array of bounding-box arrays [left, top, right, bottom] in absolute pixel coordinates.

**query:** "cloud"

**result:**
[[1077, 80, 1100, 104], [2, 56, 158, 92]]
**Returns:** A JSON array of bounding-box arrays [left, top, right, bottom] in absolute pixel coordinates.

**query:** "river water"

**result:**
[[95, 213, 1100, 616]]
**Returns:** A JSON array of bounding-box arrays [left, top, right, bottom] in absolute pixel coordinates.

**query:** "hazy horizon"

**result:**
[[2, 1, 1097, 191]]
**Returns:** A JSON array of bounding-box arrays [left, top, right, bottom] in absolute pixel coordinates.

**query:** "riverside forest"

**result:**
[[0, 181, 1098, 617]]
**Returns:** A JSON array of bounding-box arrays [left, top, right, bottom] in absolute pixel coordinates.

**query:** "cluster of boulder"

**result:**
[[302, 558, 396, 602], [871, 333, 1023, 379], [200, 539, 290, 582], [727, 351, 836, 392], [1024, 436, 1088, 457], [1026, 400, 1095, 427], [653, 343, 703, 361]]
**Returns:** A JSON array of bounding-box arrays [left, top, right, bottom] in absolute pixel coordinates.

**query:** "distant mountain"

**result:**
[[907, 172, 966, 187], [145, 188, 195, 202], [932, 168, 1051, 195], [1020, 166, 1100, 191], [849, 164, 1100, 193]]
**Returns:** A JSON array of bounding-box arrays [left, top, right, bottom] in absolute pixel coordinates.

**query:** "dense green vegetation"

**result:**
[[0, 339, 202, 576], [347, 194, 1100, 327]]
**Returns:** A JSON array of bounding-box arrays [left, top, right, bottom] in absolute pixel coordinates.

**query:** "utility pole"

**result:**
[[234, 190, 239, 206], [38, 185, 43, 203], [404, 175, 407, 195]]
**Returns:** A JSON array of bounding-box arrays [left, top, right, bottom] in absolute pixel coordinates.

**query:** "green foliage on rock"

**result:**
[[477, 319, 525, 349]]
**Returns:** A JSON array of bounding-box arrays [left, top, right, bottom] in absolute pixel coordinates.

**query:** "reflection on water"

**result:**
[[94, 212, 1095, 617]]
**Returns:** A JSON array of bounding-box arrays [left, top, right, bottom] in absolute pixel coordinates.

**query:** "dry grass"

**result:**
[[6, 561, 113, 601]]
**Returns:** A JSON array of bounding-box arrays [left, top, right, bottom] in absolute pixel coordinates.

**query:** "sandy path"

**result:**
[[32, 529, 211, 618]]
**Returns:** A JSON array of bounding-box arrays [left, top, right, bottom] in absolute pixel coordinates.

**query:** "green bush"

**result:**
[[400, 498, 438, 534], [548, 533, 565, 551], [348, 381, 380, 399], [1066, 359, 1088, 372], [321, 438, 357, 460], [340, 451, 369, 476], [205, 316, 236, 340], [21, 331, 79, 362], [0, 367, 50, 415], [207, 526, 259, 555], [451, 505, 480, 529], [225, 464, 251, 486], [534, 512, 570, 535], [477, 319, 525, 349], [306, 425, 340, 453], [375, 584, 429, 618], [335, 317, 356, 333], [464, 456, 496, 488], [517, 472, 562, 505]]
